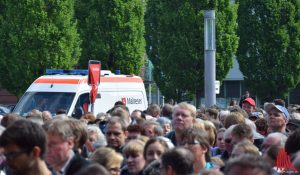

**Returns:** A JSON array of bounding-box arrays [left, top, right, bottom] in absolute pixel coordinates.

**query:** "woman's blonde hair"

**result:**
[[203, 120, 217, 147], [123, 139, 146, 157], [89, 147, 123, 169]]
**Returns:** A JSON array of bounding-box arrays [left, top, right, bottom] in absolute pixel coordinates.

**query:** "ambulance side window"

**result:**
[[72, 93, 89, 119]]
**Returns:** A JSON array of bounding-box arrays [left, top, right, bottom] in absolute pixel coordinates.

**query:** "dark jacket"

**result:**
[[220, 150, 230, 162], [165, 131, 177, 146], [121, 165, 144, 175], [65, 154, 90, 175]]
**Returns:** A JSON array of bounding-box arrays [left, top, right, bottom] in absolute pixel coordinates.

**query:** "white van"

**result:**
[[13, 69, 148, 117]]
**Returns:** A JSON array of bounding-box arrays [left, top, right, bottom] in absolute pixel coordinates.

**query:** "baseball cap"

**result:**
[[243, 97, 256, 107], [264, 103, 289, 120], [287, 119, 300, 128], [249, 112, 263, 120]]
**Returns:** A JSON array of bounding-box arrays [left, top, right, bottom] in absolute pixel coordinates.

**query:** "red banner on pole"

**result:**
[[88, 60, 101, 104]]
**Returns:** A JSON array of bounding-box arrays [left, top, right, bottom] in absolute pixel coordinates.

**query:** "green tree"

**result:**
[[75, 0, 146, 75], [145, 0, 239, 103], [0, 0, 81, 97], [237, 0, 300, 101]]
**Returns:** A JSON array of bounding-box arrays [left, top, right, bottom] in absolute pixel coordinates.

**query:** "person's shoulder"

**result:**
[[66, 154, 90, 175], [165, 130, 175, 138], [121, 165, 130, 175], [165, 131, 177, 145]]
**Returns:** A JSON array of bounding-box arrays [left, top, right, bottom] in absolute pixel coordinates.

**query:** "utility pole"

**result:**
[[204, 10, 216, 107]]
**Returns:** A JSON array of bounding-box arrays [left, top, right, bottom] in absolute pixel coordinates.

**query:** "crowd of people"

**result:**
[[0, 96, 300, 175]]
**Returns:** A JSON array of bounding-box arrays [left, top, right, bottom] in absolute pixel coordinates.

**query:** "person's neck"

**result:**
[[110, 145, 124, 153], [51, 151, 72, 171], [175, 130, 183, 145], [26, 160, 52, 175], [194, 157, 206, 174], [271, 125, 286, 133]]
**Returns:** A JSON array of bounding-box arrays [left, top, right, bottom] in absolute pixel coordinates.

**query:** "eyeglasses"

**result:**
[[225, 139, 232, 144], [249, 116, 257, 121], [4, 151, 27, 161]]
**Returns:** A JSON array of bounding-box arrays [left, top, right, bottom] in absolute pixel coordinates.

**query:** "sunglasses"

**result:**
[[249, 116, 258, 121], [225, 138, 232, 144]]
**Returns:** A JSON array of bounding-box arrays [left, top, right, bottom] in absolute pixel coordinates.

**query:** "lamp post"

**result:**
[[204, 10, 216, 107]]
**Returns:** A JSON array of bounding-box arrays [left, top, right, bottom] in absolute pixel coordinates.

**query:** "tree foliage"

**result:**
[[75, 0, 146, 75], [0, 0, 81, 97], [145, 0, 239, 102], [237, 0, 300, 101]]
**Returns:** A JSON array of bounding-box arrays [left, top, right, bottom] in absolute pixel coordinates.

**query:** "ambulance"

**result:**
[[13, 69, 148, 117]]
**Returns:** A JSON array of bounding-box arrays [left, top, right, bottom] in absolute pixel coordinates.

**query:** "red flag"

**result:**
[[88, 61, 101, 104], [83, 102, 89, 113], [276, 148, 297, 172]]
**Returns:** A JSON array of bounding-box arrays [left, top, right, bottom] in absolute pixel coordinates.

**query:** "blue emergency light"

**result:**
[[46, 69, 88, 75]]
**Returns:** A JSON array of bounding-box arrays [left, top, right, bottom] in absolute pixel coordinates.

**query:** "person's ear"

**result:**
[[67, 136, 75, 149], [166, 165, 174, 175], [32, 146, 41, 158], [124, 130, 128, 138], [201, 145, 208, 153], [285, 118, 288, 124]]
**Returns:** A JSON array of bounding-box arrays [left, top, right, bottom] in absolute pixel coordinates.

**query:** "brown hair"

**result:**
[[127, 124, 143, 134], [81, 112, 96, 122], [181, 127, 211, 161], [231, 123, 253, 140], [67, 119, 88, 149], [255, 118, 268, 135], [232, 140, 260, 157], [224, 112, 245, 129], [1, 113, 22, 127], [143, 138, 169, 159]]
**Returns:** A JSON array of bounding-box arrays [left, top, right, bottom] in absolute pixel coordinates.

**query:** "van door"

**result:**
[[72, 93, 89, 119]]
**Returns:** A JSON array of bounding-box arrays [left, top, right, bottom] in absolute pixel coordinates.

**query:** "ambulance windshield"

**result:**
[[13, 92, 75, 116]]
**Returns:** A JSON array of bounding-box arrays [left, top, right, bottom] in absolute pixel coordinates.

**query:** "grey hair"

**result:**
[[224, 124, 236, 139], [143, 120, 164, 136], [156, 117, 171, 125], [219, 110, 230, 119], [44, 119, 74, 140], [245, 118, 257, 131], [266, 132, 287, 146], [173, 102, 197, 118], [87, 124, 107, 147]]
